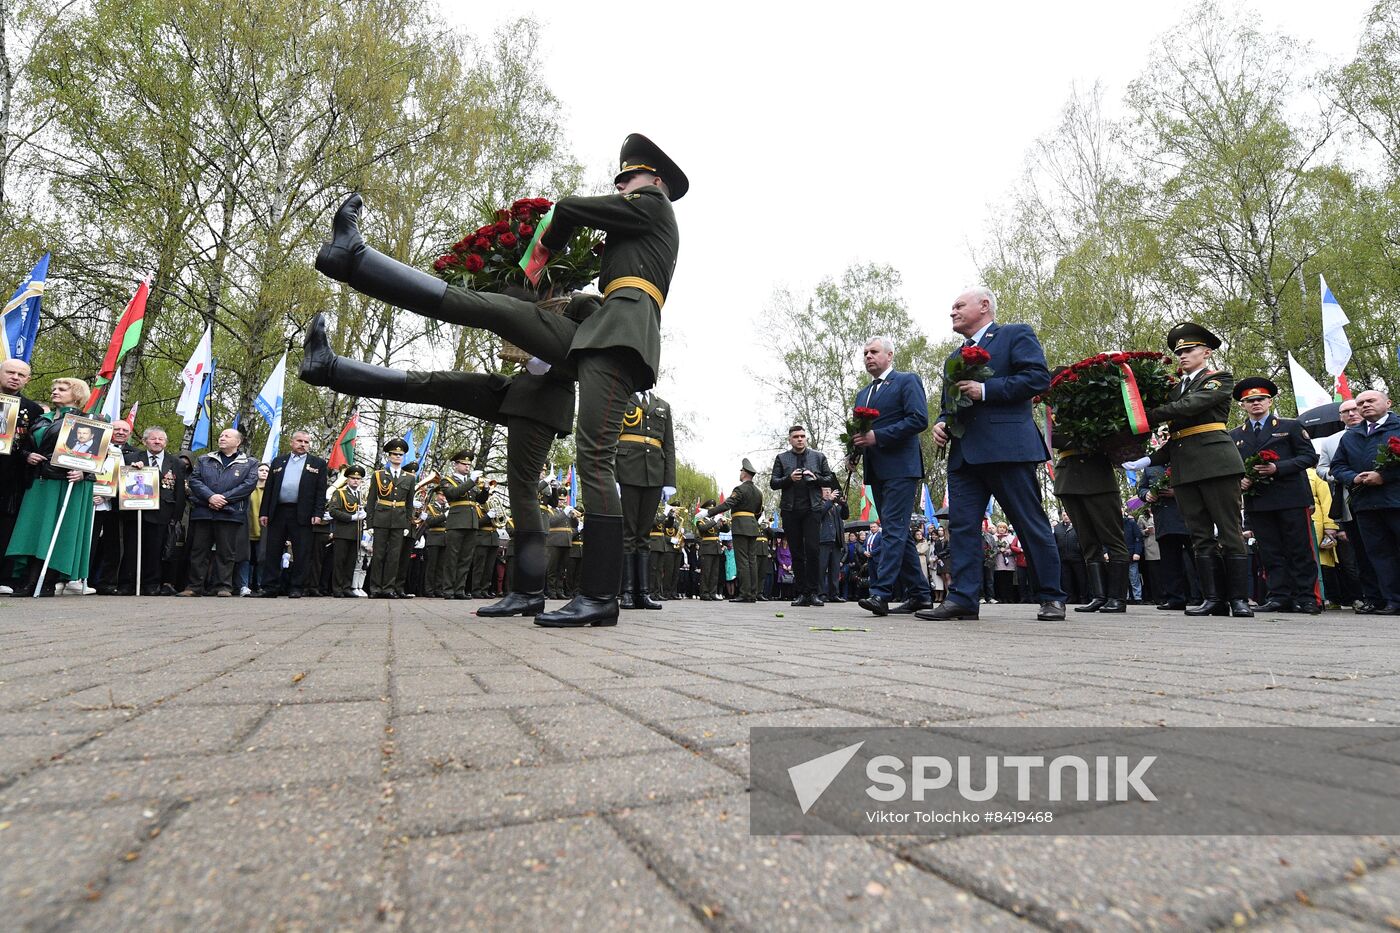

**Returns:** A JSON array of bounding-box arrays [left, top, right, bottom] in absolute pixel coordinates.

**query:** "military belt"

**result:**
[[701, 536, 719, 541], [604, 276, 665, 309], [649, 531, 665, 536], [619, 433, 662, 448], [1057, 449, 1085, 458], [377, 498, 407, 507], [732, 511, 756, 517], [1172, 422, 1228, 440]]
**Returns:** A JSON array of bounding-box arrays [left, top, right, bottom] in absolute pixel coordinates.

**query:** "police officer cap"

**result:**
[[1165, 322, 1222, 353], [740, 457, 757, 475], [700, 498, 717, 510], [1233, 377, 1279, 402], [615, 133, 689, 201], [343, 465, 366, 478], [383, 438, 409, 454], [448, 449, 472, 464]]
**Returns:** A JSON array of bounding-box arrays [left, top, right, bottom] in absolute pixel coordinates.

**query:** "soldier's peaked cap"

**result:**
[[383, 438, 409, 454], [615, 134, 689, 201], [1166, 322, 1222, 353], [740, 458, 757, 475], [343, 465, 366, 478], [448, 449, 472, 464], [1233, 377, 1279, 401]]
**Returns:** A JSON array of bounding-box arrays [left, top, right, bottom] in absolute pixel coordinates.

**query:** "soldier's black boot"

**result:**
[[299, 312, 410, 395], [1099, 560, 1129, 612], [1184, 556, 1225, 616], [315, 194, 447, 317], [536, 516, 622, 628], [635, 552, 663, 610], [1074, 561, 1107, 612], [1225, 556, 1255, 618], [478, 532, 546, 617], [619, 551, 637, 610]]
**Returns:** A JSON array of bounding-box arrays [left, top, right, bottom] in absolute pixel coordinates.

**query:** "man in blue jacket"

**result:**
[[258, 429, 329, 599], [918, 287, 1066, 622], [850, 336, 931, 615], [1329, 389, 1400, 613], [181, 427, 260, 597]]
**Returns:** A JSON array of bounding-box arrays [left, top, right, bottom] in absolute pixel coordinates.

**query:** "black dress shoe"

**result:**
[[1037, 600, 1066, 621], [257, 590, 281, 598], [810, 596, 825, 607], [288, 589, 303, 599], [535, 594, 619, 627], [1255, 599, 1292, 613], [478, 591, 546, 618], [889, 598, 933, 614], [790, 594, 812, 607], [858, 597, 889, 616], [828, 595, 847, 603], [1294, 599, 1321, 615], [1156, 601, 1187, 610], [915, 601, 979, 621]]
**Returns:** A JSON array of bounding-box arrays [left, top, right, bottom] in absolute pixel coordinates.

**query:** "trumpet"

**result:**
[[414, 469, 442, 494]]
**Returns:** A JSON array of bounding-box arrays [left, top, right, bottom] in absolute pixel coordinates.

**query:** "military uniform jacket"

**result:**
[[1146, 369, 1244, 484], [648, 515, 668, 553], [441, 473, 483, 530], [423, 502, 448, 545], [366, 468, 416, 530], [1050, 436, 1118, 496], [616, 392, 676, 488], [697, 517, 722, 556], [1231, 415, 1318, 511], [707, 480, 763, 536], [540, 186, 679, 389], [547, 507, 573, 547], [327, 485, 365, 541]]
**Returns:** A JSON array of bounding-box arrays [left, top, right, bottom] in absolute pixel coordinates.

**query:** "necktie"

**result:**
[[871, 377, 883, 399], [962, 338, 976, 348], [1367, 421, 1377, 435], [1253, 422, 1262, 442]]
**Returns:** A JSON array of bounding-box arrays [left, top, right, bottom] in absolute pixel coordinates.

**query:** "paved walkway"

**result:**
[[2, 596, 1398, 931]]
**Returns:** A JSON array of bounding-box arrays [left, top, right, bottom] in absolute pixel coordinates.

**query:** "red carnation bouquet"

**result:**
[[431, 197, 602, 298], [1375, 435, 1400, 472], [1037, 351, 1177, 461], [841, 406, 880, 462], [943, 346, 994, 438], [1242, 448, 1280, 496]]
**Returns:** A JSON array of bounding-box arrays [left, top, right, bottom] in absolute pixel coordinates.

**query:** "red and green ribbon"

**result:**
[[518, 206, 554, 286], [1119, 363, 1150, 435]]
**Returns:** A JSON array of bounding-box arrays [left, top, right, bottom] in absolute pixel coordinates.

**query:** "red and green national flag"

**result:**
[[518, 206, 554, 286], [328, 409, 359, 471], [86, 280, 148, 413]]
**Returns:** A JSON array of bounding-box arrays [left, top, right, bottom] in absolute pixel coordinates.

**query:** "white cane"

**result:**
[[35, 481, 76, 598]]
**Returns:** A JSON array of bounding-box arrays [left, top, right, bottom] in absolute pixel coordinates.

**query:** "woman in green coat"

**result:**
[[7, 377, 96, 596]]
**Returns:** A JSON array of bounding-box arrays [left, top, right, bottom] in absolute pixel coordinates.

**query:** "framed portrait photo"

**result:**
[[0, 394, 19, 455], [51, 413, 113, 473], [119, 466, 160, 510], [93, 452, 121, 498]]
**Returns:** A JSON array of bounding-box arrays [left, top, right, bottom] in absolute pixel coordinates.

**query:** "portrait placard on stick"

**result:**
[[93, 452, 121, 498], [0, 394, 20, 455], [119, 466, 159, 510], [51, 413, 112, 472]]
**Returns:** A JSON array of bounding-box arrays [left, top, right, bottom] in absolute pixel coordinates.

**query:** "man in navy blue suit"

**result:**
[[917, 287, 1066, 622], [1329, 389, 1400, 613], [850, 336, 932, 615]]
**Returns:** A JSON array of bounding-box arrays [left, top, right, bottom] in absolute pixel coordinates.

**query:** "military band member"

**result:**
[[472, 489, 499, 597], [328, 465, 367, 598], [1124, 323, 1250, 617], [646, 511, 668, 601], [1230, 377, 1321, 613], [422, 488, 449, 597], [439, 452, 482, 600], [312, 133, 685, 628], [546, 490, 574, 599], [756, 527, 774, 600], [567, 519, 583, 596], [617, 388, 675, 610], [664, 508, 683, 599], [695, 501, 723, 600], [700, 458, 764, 602], [1049, 368, 1130, 613], [365, 439, 416, 598]]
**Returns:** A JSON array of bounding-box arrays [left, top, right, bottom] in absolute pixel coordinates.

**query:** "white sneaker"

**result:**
[[240, 586, 252, 597], [0, 585, 12, 595]]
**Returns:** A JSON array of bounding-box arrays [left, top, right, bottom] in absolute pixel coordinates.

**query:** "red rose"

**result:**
[[960, 346, 991, 365], [499, 232, 518, 248], [1258, 450, 1280, 461], [854, 406, 880, 419], [464, 254, 485, 273], [518, 224, 534, 237], [493, 221, 510, 234], [472, 237, 492, 251], [474, 225, 496, 239], [1389, 436, 1400, 454], [1109, 353, 1127, 364], [432, 255, 452, 272]]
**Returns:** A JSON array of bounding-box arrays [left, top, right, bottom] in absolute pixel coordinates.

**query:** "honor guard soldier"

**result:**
[[472, 486, 500, 597], [647, 510, 669, 600], [664, 507, 683, 599], [756, 527, 774, 600], [700, 458, 764, 602], [695, 501, 724, 600], [1124, 323, 1250, 617], [546, 486, 573, 599], [366, 439, 416, 598], [567, 516, 583, 596], [1049, 369, 1130, 613], [1230, 377, 1321, 613], [422, 487, 449, 597], [439, 451, 481, 600], [617, 389, 676, 610], [328, 466, 367, 598]]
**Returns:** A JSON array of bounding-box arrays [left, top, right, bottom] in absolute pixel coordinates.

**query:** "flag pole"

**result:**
[[35, 482, 76, 597], [135, 518, 143, 597]]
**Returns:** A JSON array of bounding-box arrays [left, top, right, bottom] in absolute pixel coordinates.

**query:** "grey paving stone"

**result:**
[[590, 686, 734, 720], [76, 705, 267, 762], [667, 681, 817, 714], [522, 703, 682, 761], [242, 700, 386, 751], [0, 732, 92, 779], [1309, 860, 1400, 925], [1247, 907, 1380, 931], [392, 710, 544, 775], [406, 817, 701, 930]]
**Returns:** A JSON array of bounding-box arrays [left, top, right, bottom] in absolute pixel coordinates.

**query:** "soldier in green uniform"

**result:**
[[664, 508, 683, 599], [546, 489, 574, 599], [647, 510, 669, 601], [1049, 370, 1130, 613], [756, 527, 774, 600], [567, 519, 583, 596], [365, 439, 416, 598], [438, 452, 481, 600], [695, 500, 723, 600], [422, 487, 449, 596], [327, 465, 366, 598], [1123, 322, 1250, 617], [617, 389, 676, 610], [312, 134, 685, 628], [472, 489, 499, 598], [701, 458, 764, 602]]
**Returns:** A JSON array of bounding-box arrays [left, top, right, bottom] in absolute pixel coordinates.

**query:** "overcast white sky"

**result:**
[[439, 0, 1374, 487]]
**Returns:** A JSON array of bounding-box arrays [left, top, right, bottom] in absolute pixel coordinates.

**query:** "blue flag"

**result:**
[[403, 427, 416, 466], [192, 361, 216, 450], [414, 423, 436, 470], [568, 465, 578, 509], [3, 254, 48, 363]]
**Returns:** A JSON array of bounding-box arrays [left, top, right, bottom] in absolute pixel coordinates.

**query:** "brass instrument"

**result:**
[[414, 469, 442, 495]]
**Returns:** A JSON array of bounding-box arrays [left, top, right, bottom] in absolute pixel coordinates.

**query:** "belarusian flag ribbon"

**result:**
[[1119, 362, 1150, 435], [519, 206, 554, 286]]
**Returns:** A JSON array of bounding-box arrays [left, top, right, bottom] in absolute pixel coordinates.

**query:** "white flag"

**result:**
[[1320, 275, 1352, 378], [1287, 352, 1333, 416], [255, 351, 287, 464], [101, 365, 122, 425], [175, 325, 213, 425]]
